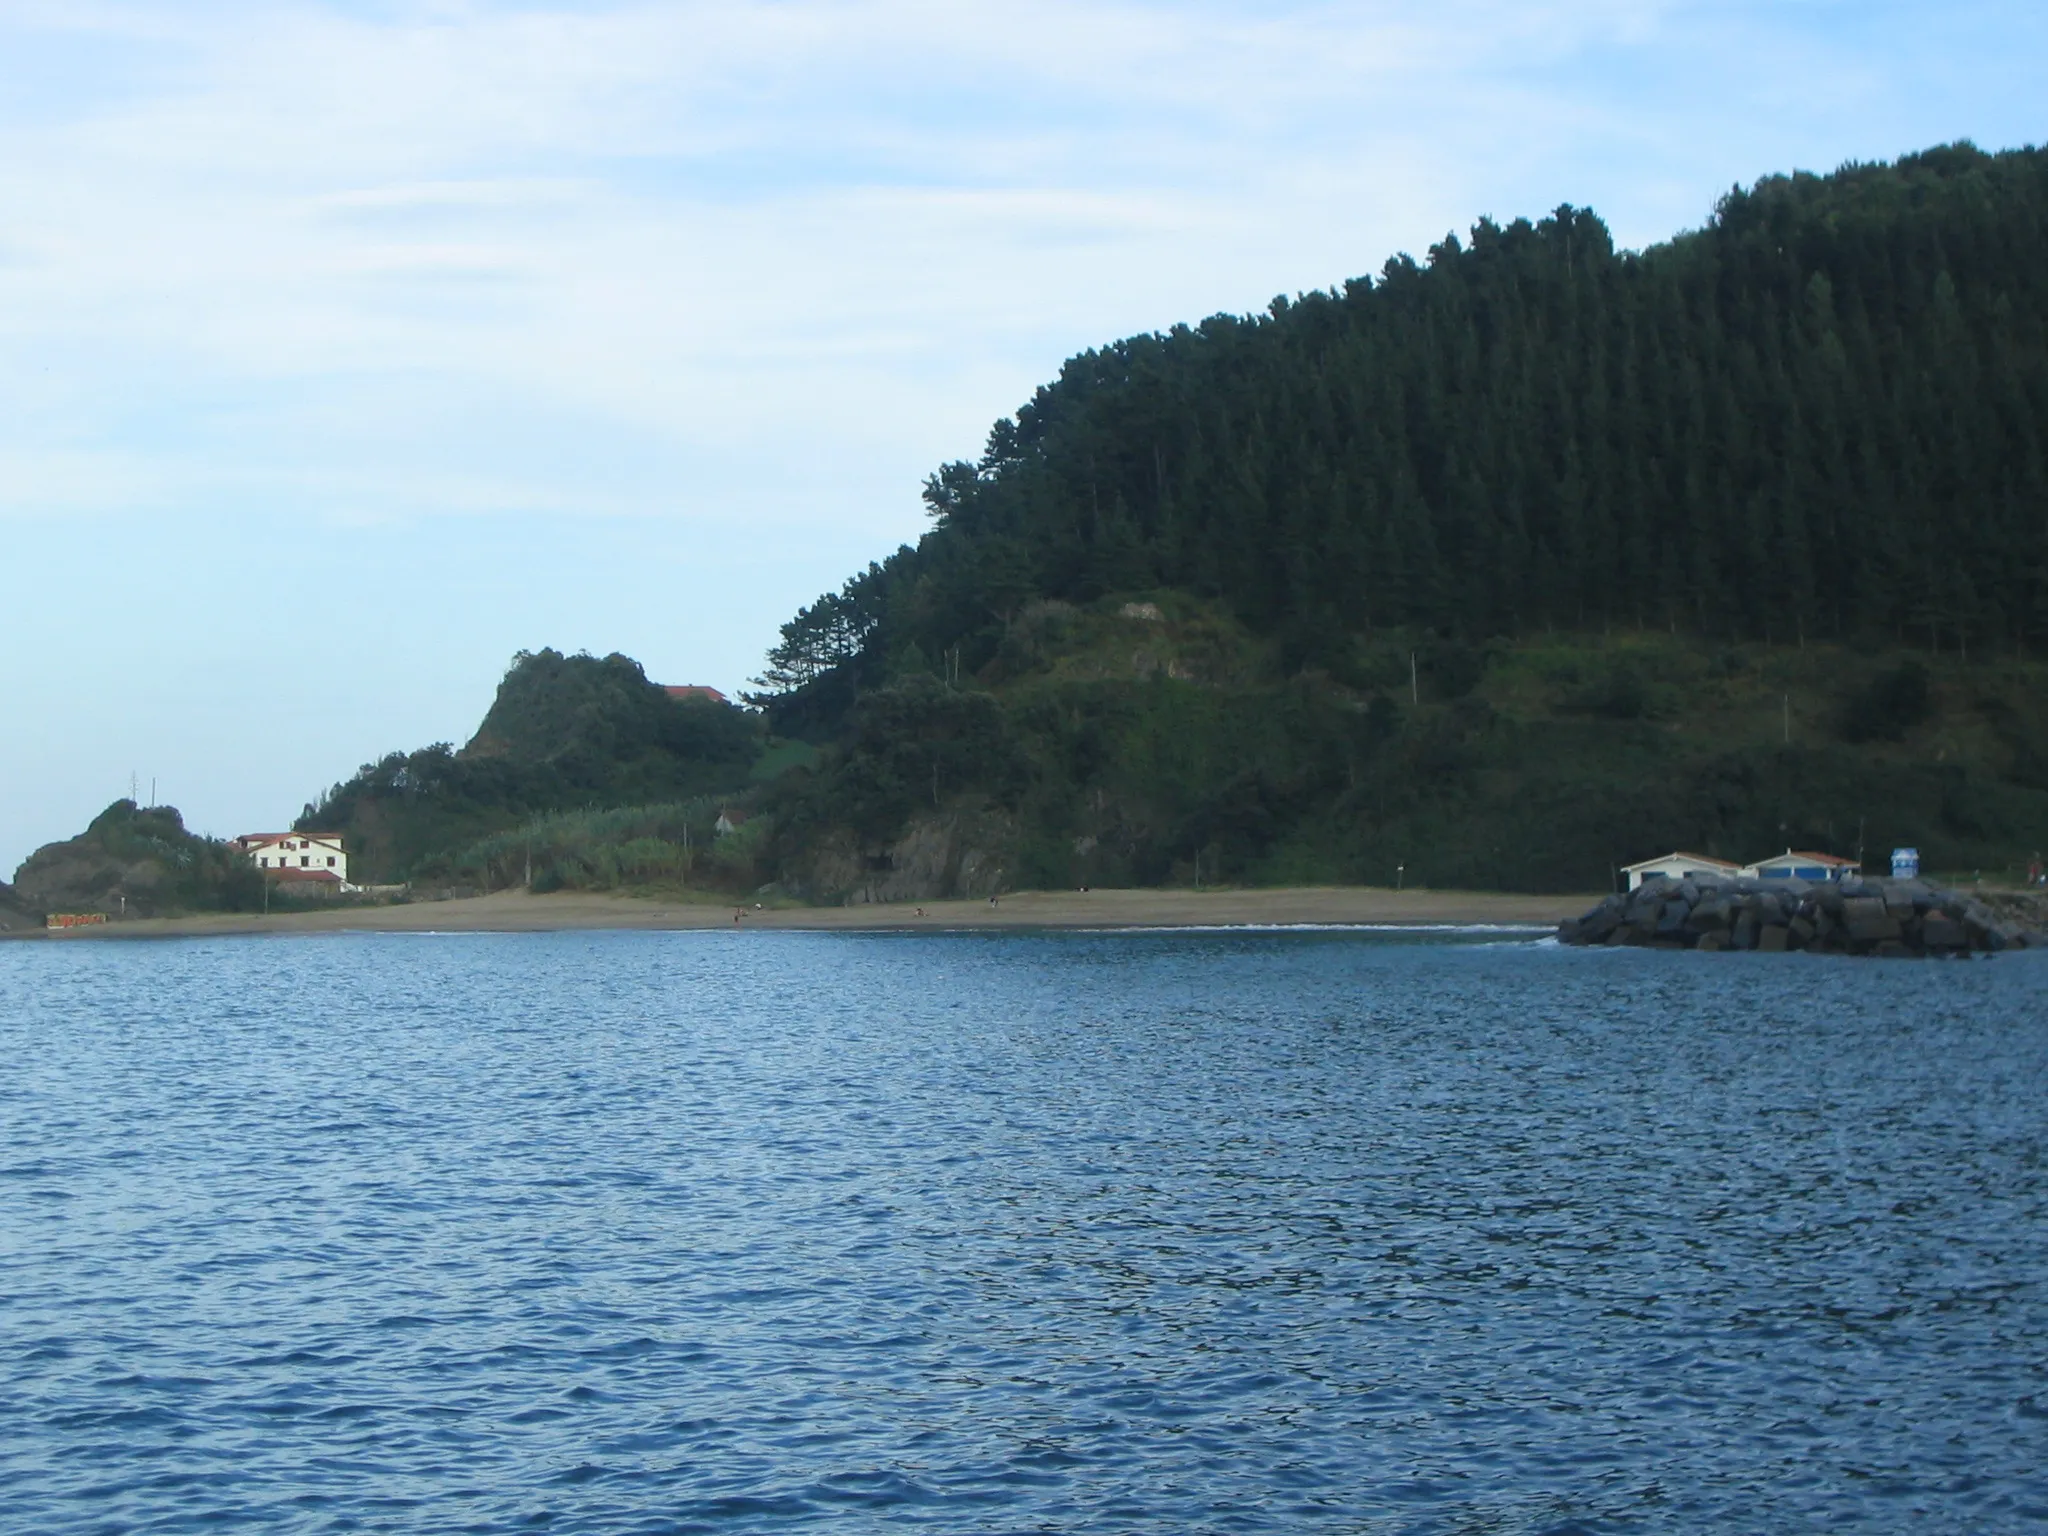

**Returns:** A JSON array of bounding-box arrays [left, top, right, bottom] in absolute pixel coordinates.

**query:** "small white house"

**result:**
[[1741, 849, 1859, 882], [235, 832, 349, 887], [1621, 852, 1743, 891], [714, 808, 749, 838]]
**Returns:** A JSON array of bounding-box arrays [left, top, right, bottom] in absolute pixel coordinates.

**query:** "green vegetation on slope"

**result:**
[[275, 142, 2048, 900], [761, 603, 2048, 894], [733, 142, 2048, 894], [761, 142, 2048, 703], [300, 649, 767, 882], [11, 800, 266, 917], [436, 799, 771, 897]]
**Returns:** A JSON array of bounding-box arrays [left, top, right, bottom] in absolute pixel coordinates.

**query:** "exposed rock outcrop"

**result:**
[[792, 809, 1014, 905], [12, 801, 262, 920], [0, 879, 40, 932], [1560, 875, 2043, 956]]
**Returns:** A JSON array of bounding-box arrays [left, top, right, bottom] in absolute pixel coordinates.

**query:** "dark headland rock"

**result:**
[[1559, 875, 2045, 957], [10, 800, 264, 923], [0, 878, 39, 933]]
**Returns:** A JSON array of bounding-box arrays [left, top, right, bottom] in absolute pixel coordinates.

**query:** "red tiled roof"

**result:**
[[663, 685, 728, 704]]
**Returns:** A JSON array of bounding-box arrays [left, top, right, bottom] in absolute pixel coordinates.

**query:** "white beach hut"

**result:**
[[1740, 850, 1860, 882], [1620, 852, 1744, 891]]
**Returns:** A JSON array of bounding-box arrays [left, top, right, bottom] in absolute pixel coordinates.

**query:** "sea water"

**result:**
[[2, 930, 2045, 1533]]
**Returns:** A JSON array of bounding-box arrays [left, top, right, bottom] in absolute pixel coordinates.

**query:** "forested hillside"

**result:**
[[300, 650, 764, 881], [762, 142, 2047, 696], [746, 143, 2048, 896], [282, 143, 2048, 900]]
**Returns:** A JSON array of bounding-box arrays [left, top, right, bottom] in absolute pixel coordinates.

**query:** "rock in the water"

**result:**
[[1557, 875, 2042, 958], [1842, 897, 1902, 944], [1921, 913, 1969, 950]]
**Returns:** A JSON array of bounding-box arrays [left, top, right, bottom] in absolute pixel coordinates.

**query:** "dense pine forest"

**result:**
[[260, 143, 2048, 897], [744, 142, 2048, 894], [761, 142, 2047, 696]]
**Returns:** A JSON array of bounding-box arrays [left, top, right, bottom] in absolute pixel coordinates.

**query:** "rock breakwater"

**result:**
[[1559, 876, 2041, 957]]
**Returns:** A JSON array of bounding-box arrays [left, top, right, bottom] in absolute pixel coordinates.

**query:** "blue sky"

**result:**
[[2, 0, 2042, 873]]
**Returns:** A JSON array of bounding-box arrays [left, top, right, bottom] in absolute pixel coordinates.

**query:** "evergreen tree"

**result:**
[[753, 143, 2048, 711]]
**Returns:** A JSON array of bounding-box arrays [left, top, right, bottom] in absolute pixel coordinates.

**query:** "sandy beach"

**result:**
[[15, 885, 1592, 941]]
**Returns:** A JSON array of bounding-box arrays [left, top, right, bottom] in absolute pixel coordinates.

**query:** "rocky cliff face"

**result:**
[[11, 801, 261, 920], [789, 809, 1015, 905], [1560, 876, 2043, 956], [0, 879, 39, 932], [15, 839, 172, 919]]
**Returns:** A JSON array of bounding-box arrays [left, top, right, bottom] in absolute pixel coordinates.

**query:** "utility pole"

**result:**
[[1783, 693, 1791, 746], [1410, 652, 1419, 706]]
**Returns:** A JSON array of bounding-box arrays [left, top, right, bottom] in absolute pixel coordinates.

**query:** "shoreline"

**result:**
[[9, 886, 1593, 941]]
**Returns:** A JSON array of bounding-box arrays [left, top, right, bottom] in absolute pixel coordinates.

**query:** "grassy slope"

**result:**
[[367, 610, 2048, 903], [916, 596, 2048, 893], [1431, 635, 2045, 888]]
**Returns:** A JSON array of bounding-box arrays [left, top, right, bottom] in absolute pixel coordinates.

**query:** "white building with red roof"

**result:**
[[1740, 850, 1861, 882], [1621, 848, 1860, 890], [234, 832, 349, 887], [1620, 852, 1743, 891]]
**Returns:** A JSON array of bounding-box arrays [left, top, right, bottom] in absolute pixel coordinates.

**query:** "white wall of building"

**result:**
[[1622, 854, 1742, 891], [242, 834, 348, 884]]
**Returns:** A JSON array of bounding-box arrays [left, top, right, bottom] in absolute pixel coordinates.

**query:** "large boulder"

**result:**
[[1920, 912, 1969, 950], [1842, 897, 1902, 945], [1558, 893, 1627, 946]]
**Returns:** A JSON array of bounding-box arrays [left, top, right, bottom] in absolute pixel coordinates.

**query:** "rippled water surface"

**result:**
[[4, 930, 2046, 1533]]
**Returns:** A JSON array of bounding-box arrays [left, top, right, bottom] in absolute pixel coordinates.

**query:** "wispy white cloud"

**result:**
[[2, 0, 2029, 537], [0, 3, 1689, 389]]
